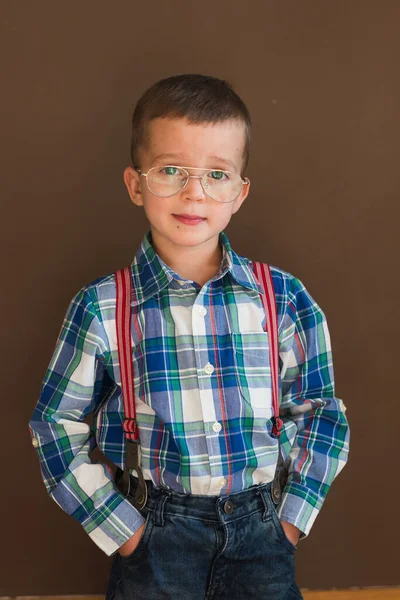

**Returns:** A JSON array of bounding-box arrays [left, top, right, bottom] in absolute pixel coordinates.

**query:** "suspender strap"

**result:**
[[252, 261, 289, 504], [115, 267, 138, 441], [115, 267, 147, 510], [251, 261, 283, 436]]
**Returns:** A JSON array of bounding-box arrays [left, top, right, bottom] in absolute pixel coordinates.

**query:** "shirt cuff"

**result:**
[[52, 485, 145, 556], [86, 494, 145, 556], [275, 481, 324, 538]]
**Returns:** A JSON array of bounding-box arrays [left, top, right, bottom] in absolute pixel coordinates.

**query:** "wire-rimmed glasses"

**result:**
[[136, 165, 249, 203]]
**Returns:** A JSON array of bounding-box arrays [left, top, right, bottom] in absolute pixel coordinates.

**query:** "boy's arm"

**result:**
[[276, 274, 350, 538], [28, 285, 145, 556]]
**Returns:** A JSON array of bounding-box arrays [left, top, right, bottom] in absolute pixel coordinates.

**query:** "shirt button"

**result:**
[[212, 421, 222, 433], [198, 306, 207, 316], [219, 477, 226, 487], [32, 438, 39, 448], [204, 363, 214, 375]]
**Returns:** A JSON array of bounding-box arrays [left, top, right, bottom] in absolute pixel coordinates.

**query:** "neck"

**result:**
[[150, 230, 223, 286]]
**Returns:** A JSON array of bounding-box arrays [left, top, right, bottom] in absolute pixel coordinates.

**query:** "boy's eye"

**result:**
[[161, 166, 180, 176], [209, 170, 228, 181]]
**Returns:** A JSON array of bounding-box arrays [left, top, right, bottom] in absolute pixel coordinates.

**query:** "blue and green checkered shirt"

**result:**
[[29, 230, 349, 556]]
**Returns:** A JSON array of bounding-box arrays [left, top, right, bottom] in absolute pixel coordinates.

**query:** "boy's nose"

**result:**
[[182, 175, 207, 202]]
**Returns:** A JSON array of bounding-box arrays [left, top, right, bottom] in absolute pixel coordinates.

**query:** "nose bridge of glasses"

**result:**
[[181, 171, 208, 198]]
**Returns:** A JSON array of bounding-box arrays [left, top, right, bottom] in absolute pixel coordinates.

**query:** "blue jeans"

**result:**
[[106, 478, 303, 599]]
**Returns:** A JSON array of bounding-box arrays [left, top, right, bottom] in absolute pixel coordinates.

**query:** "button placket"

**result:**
[[192, 291, 222, 490]]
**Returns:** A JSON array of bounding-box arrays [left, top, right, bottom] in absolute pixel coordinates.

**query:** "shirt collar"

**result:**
[[130, 230, 263, 306], [219, 231, 264, 295]]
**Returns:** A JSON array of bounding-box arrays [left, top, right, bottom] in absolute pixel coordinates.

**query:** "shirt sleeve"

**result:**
[[28, 285, 145, 556], [275, 275, 350, 537]]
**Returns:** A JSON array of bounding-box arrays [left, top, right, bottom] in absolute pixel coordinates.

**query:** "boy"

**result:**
[[29, 74, 349, 599]]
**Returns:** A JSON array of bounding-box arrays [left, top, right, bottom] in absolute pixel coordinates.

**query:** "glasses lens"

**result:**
[[203, 170, 243, 203], [147, 166, 186, 197]]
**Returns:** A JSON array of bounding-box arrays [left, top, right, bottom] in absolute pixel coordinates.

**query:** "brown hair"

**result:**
[[130, 74, 251, 175]]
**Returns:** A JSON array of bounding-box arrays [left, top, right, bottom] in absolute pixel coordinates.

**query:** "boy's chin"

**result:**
[[152, 226, 221, 247]]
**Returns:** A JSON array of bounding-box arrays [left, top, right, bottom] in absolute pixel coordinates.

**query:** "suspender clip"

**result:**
[[115, 440, 148, 511]]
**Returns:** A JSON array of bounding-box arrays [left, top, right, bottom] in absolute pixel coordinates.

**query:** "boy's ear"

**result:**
[[123, 167, 143, 207], [232, 178, 251, 215]]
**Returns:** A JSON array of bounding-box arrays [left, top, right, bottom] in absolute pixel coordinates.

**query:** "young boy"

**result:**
[[29, 74, 349, 599]]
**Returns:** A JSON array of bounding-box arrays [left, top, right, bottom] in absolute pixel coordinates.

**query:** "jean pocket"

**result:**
[[232, 332, 273, 417], [270, 506, 298, 552], [262, 488, 297, 553]]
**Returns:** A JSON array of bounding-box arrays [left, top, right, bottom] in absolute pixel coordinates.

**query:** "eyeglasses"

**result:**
[[136, 165, 250, 203]]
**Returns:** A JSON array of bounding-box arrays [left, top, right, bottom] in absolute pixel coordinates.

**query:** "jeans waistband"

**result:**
[[127, 475, 273, 525]]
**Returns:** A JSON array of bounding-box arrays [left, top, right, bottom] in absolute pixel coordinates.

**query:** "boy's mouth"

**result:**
[[173, 214, 206, 226]]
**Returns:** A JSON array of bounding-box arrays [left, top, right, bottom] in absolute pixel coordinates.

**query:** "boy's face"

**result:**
[[124, 117, 250, 255]]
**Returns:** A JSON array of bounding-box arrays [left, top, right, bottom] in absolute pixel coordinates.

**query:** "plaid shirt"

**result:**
[[29, 231, 349, 556]]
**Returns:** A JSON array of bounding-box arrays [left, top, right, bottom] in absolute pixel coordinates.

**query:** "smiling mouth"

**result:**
[[174, 214, 205, 219], [173, 214, 206, 225]]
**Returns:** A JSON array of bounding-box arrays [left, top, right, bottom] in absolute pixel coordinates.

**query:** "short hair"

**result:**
[[130, 74, 251, 175]]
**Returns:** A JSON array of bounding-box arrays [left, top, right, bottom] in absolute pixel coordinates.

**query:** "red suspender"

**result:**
[[115, 267, 138, 441], [115, 267, 147, 508], [252, 262, 288, 503], [251, 261, 283, 437]]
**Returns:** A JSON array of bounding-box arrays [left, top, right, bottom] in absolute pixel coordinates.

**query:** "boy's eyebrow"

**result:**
[[152, 153, 237, 171]]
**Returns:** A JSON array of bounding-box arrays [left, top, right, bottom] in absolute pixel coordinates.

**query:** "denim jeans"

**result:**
[[106, 478, 303, 599]]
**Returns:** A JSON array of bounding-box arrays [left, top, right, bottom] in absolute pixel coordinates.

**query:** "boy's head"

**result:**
[[124, 74, 252, 256], [130, 74, 251, 176]]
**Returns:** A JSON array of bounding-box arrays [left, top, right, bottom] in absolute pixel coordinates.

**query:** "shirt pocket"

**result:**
[[232, 331, 273, 418]]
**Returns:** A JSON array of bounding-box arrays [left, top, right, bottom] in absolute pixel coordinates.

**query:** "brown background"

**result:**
[[1, 0, 399, 594]]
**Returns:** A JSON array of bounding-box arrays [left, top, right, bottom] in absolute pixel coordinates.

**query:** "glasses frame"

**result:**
[[136, 165, 250, 203]]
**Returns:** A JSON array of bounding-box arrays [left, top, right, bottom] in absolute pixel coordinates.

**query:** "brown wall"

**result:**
[[1, 0, 399, 594]]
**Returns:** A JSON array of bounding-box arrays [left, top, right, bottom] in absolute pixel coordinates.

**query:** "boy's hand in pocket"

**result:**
[[280, 521, 301, 547], [118, 522, 146, 557]]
